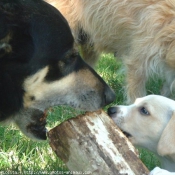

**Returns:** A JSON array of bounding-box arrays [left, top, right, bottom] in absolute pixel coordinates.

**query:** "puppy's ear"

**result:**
[[157, 111, 175, 159]]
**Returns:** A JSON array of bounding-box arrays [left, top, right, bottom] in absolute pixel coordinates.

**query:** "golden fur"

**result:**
[[46, 0, 175, 103]]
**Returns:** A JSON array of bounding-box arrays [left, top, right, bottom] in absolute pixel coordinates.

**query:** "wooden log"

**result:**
[[48, 110, 149, 175]]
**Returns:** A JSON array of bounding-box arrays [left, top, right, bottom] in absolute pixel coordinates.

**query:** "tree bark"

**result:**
[[48, 110, 149, 175]]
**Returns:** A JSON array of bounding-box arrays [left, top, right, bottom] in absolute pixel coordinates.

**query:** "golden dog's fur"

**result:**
[[46, 0, 175, 103]]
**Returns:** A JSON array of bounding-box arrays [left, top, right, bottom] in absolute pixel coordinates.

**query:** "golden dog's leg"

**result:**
[[162, 43, 175, 97], [161, 68, 175, 98], [125, 58, 147, 104], [74, 27, 100, 68], [80, 43, 100, 68]]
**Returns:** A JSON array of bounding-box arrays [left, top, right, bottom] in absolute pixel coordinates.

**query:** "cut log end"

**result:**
[[48, 110, 150, 175]]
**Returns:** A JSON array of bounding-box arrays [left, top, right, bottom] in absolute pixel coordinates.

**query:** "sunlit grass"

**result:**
[[0, 54, 161, 173]]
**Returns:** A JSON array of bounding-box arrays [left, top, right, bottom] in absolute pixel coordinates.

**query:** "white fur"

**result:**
[[109, 95, 175, 173]]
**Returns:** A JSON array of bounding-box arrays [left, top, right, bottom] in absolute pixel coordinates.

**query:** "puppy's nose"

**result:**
[[107, 107, 117, 116]]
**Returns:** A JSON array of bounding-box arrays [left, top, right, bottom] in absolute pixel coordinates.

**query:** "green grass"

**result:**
[[0, 54, 161, 173]]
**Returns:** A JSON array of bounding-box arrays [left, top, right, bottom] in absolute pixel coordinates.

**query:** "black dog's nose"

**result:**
[[107, 107, 117, 116], [104, 86, 116, 105]]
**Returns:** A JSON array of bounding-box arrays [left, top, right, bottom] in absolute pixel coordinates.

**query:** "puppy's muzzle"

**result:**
[[107, 107, 132, 138]]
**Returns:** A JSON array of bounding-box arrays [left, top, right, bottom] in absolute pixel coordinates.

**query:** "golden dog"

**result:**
[[46, 0, 175, 103]]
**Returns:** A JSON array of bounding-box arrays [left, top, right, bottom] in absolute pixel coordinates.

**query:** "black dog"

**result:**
[[0, 0, 115, 140]]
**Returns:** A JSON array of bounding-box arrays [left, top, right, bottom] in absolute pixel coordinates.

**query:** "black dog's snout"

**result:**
[[104, 86, 116, 105], [107, 107, 117, 116]]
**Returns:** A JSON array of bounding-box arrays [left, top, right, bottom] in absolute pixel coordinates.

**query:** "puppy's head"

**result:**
[[108, 95, 175, 154]]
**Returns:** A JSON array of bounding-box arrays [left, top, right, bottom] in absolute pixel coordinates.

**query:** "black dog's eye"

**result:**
[[71, 52, 78, 58], [140, 107, 150, 115], [63, 51, 78, 64]]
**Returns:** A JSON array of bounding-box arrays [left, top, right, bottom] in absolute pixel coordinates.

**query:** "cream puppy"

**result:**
[[150, 167, 175, 175], [108, 95, 175, 174]]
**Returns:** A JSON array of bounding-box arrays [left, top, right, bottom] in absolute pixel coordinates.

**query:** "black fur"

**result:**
[[0, 0, 74, 120], [0, 0, 115, 139]]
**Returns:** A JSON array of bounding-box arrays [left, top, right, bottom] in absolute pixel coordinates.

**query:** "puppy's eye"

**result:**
[[140, 107, 149, 115]]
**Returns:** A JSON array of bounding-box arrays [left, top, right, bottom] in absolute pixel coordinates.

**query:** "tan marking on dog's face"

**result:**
[[23, 66, 49, 107], [0, 32, 12, 56], [23, 66, 105, 111], [110, 95, 175, 152], [0, 32, 12, 44]]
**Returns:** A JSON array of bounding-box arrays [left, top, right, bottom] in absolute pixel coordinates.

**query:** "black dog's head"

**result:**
[[0, 0, 116, 140]]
